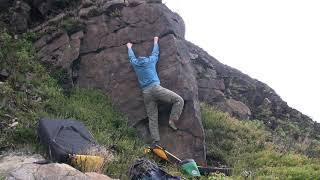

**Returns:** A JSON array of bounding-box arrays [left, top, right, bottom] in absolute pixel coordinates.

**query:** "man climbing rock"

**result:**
[[127, 37, 184, 145]]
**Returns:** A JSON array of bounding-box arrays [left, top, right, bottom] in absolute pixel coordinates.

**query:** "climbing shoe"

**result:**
[[169, 120, 178, 131]]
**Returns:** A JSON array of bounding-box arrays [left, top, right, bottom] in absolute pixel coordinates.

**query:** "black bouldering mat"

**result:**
[[129, 158, 181, 180], [38, 118, 96, 163]]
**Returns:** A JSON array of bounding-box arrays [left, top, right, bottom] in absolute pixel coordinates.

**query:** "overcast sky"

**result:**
[[165, 0, 320, 122]]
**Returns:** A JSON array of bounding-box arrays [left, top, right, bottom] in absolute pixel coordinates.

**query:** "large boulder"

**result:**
[[185, 40, 318, 144], [7, 163, 89, 180], [9, 0, 31, 33], [216, 99, 252, 120], [7, 163, 115, 180], [76, 2, 205, 164], [31, 0, 319, 165], [0, 153, 115, 180], [34, 0, 206, 164], [0, 153, 45, 176]]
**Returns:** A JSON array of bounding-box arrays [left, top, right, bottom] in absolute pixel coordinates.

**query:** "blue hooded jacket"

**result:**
[[128, 43, 160, 90]]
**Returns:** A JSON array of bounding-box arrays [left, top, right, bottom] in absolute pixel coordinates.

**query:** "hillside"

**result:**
[[1, 0, 320, 179]]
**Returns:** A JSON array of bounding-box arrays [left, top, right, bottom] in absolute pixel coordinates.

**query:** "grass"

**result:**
[[0, 30, 143, 179], [201, 103, 320, 179], [0, 30, 49, 149], [2, 28, 320, 179], [42, 88, 145, 178], [201, 103, 270, 166], [60, 18, 85, 35], [109, 8, 122, 17]]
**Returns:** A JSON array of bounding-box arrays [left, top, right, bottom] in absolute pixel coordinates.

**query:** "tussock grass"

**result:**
[[2, 29, 320, 179], [0, 30, 143, 179], [201, 103, 320, 179]]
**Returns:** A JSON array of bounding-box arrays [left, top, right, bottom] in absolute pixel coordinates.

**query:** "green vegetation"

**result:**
[[109, 8, 122, 17], [202, 103, 270, 166], [0, 30, 47, 148], [201, 104, 320, 179], [43, 88, 144, 178], [2, 29, 320, 179], [0, 30, 142, 179], [60, 18, 85, 35]]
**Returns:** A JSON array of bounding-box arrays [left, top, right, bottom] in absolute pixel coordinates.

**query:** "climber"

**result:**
[[127, 37, 184, 145]]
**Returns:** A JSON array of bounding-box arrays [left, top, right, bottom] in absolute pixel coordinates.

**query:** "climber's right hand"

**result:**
[[127, 43, 132, 48], [154, 37, 159, 43]]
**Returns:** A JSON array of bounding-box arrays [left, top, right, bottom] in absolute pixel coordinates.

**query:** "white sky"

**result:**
[[165, 0, 320, 122]]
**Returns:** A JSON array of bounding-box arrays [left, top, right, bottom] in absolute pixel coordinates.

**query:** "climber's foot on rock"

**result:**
[[169, 120, 178, 131]]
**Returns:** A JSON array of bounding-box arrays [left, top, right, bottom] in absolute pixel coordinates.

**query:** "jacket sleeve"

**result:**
[[128, 48, 137, 64], [149, 43, 159, 63]]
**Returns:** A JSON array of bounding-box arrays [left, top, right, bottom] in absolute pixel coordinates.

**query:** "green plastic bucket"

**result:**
[[180, 159, 201, 177]]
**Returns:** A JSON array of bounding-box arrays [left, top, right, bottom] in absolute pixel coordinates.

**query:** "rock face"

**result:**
[[8, 163, 88, 180], [76, 2, 205, 164], [0, 0, 11, 11], [0, 153, 45, 176], [9, 0, 31, 33], [3, 0, 318, 165], [186, 41, 317, 139], [0, 153, 115, 180], [33, 0, 206, 164], [8, 163, 115, 180]]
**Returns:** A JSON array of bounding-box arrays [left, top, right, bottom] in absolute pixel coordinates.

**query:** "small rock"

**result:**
[[2, 154, 117, 180], [226, 99, 251, 119], [0, 69, 9, 79], [215, 99, 252, 120], [0, 153, 45, 176], [33, 96, 42, 103], [126, 0, 145, 6], [10, 0, 31, 33], [86, 172, 117, 180], [189, 52, 198, 60], [71, 31, 84, 40], [262, 97, 272, 107], [102, 0, 125, 11], [14, 0, 31, 12], [79, 6, 100, 18], [82, 0, 94, 8], [9, 122, 19, 128]]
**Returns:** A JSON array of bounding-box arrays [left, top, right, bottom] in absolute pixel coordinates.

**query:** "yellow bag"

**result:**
[[70, 154, 105, 172]]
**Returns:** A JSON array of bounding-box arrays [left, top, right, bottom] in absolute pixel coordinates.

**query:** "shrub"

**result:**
[[3, 27, 320, 179], [201, 103, 270, 166], [42, 88, 144, 178], [60, 18, 84, 35], [109, 8, 122, 17], [201, 103, 320, 179], [0, 30, 143, 179], [0, 30, 49, 149]]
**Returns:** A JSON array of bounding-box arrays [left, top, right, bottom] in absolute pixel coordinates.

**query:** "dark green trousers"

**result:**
[[142, 85, 184, 142]]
